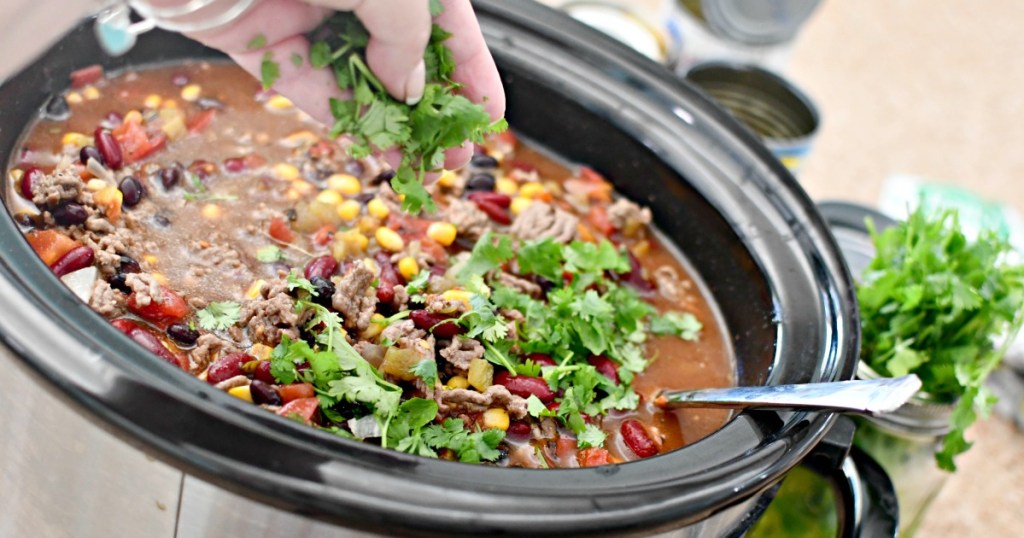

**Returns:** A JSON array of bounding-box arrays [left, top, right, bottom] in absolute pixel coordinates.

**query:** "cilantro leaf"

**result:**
[[261, 51, 280, 90], [457, 232, 514, 282], [517, 238, 564, 282], [650, 312, 703, 341], [256, 245, 286, 263], [409, 358, 438, 388], [247, 33, 267, 50], [286, 272, 318, 295], [576, 424, 607, 449], [196, 301, 241, 331], [290, 52, 303, 68]]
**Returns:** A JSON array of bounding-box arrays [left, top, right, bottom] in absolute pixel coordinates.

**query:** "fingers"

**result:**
[[435, 0, 505, 123], [310, 0, 432, 104]]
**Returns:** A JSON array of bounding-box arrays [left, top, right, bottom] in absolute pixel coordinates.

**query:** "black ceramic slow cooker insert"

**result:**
[[0, 1, 858, 536]]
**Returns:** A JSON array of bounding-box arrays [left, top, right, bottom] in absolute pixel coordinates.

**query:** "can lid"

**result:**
[[701, 0, 822, 46], [562, 2, 669, 63]]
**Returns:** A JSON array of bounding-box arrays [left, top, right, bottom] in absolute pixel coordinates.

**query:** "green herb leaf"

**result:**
[[649, 312, 703, 341], [247, 33, 267, 50], [290, 52, 303, 67], [256, 245, 286, 263], [196, 301, 241, 331], [261, 51, 280, 90]]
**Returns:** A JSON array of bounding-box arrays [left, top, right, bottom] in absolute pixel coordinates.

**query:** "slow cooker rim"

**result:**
[[0, 1, 858, 535]]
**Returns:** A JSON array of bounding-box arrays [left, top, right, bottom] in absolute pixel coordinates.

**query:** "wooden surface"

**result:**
[[787, 1, 1024, 536]]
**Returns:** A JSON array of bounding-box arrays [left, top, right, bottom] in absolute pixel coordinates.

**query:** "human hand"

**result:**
[[145, 0, 505, 170]]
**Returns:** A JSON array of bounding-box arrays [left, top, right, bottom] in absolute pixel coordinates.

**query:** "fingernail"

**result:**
[[404, 60, 426, 105]]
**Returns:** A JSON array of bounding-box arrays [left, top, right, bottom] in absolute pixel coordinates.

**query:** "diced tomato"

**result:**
[[112, 117, 153, 164], [276, 397, 320, 425], [276, 382, 316, 403], [556, 437, 578, 463], [69, 65, 103, 88], [136, 134, 167, 161], [311, 225, 335, 248], [187, 109, 216, 134], [127, 286, 188, 328], [268, 216, 295, 244], [26, 230, 80, 266], [587, 205, 614, 236], [577, 447, 612, 467]]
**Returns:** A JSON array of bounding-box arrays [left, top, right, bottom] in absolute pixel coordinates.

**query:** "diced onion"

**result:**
[[347, 415, 382, 440], [61, 266, 98, 302]]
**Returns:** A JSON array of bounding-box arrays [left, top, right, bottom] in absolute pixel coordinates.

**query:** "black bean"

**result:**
[[108, 273, 130, 294], [310, 276, 336, 308], [43, 94, 70, 120], [119, 256, 141, 274], [158, 164, 184, 189], [197, 97, 224, 110], [355, 192, 375, 204], [466, 172, 496, 192], [344, 160, 365, 177], [471, 154, 499, 169], [118, 176, 144, 207], [52, 203, 88, 226], [80, 145, 104, 166], [370, 169, 395, 186], [285, 208, 298, 222], [152, 214, 171, 228], [166, 323, 199, 347], [250, 380, 282, 406]]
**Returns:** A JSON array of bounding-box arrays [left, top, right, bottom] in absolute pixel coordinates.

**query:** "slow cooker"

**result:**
[[0, 1, 878, 536]]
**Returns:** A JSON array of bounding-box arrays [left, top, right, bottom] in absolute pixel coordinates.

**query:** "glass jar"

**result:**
[[853, 362, 956, 537]]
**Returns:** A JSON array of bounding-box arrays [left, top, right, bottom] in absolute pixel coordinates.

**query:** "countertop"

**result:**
[[787, 1, 1024, 536]]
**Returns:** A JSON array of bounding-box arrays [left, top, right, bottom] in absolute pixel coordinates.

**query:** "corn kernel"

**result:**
[[291, 180, 315, 195], [66, 92, 83, 105], [152, 273, 168, 286], [94, 186, 123, 222], [143, 94, 162, 109], [367, 198, 390, 219], [281, 130, 318, 148], [161, 99, 178, 109], [272, 163, 300, 181], [361, 313, 386, 340], [180, 84, 201, 102], [245, 279, 267, 299], [397, 256, 419, 280], [143, 254, 158, 265], [249, 344, 274, 361], [266, 95, 294, 109], [337, 199, 361, 221], [84, 179, 107, 192], [82, 86, 100, 100], [426, 222, 457, 246], [8, 169, 23, 183], [519, 182, 546, 199], [442, 289, 472, 309], [467, 358, 493, 391], [446, 376, 470, 390], [61, 132, 91, 148], [334, 229, 370, 259], [510, 196, 533, 216], [357, 216, 378, 234], [123, 110, 143, 125], [327, 173, 362, 196], [496, 177, 518, 195], [228, 385, 253, 403], [285, 189, 301, 200], [375, 227, 405, 252], [316, 189, 343, 206], [201, 204, 222, 220], [481, 408, 510, 431], [437, 170, 457, 188]]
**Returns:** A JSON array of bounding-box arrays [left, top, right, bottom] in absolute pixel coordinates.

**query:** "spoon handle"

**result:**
[[656, 375, 922, 416]]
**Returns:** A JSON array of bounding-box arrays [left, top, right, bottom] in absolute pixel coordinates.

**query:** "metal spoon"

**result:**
[[655, 375, 922, 416]]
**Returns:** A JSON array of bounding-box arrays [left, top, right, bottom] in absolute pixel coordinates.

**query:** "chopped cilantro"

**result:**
[[196, 301, 241, 331], [256, 245, 286, 263], [286, 272, 317, 295], [261, 51, 280, 90], [650, 312, 702, 341], [290, 52, 303, 67], [247, 33, 267, 50], [409, 358, 438, 388]]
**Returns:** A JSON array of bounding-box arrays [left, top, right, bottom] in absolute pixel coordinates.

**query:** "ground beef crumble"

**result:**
[[509, 201, 578, 243], [331, 261, 378, 332], [238, 279, 307, 346], [439, 337, 483, 371], [436, 385, 529, 420]]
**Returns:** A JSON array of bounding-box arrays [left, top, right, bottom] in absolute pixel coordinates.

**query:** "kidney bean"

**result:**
[[188, 160, 216, 180], [111, 318, 186, 369], [494, 371, 555, 403], [223, 157, 246, 173], [466, 172, 496, 192], [166, 323, 199, 347], [304, 255, 338, 280], [119, 255, 141, 274], [620, 419, 658, 459], [619, 251, 655, 293], [250, 379, 282, 406], [108, 274, 129, 293], [468, 191, 511, 208], [409, 310, 464, 338], [474, 199, 511, 225], [206, 353, 251, 385], [253, 360, 276, 384], [506, 421, 532, 439], [587, 355, 619, 384], [93, 128, 123, 170], [79, 145, 104, 166], [118, 176, 144, 207], [69, 64, 103, 88], [19, 167, 44, 200], [375, 252, 399, 304], [51, 245, 94, 277], [52, 203, 88, 226], [527, 353, 556, 367]]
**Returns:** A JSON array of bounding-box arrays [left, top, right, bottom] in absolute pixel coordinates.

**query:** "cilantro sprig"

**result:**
[[307, 8, 507, 213], [196, 301, 241, 331], [858, 206, 1024, 471]]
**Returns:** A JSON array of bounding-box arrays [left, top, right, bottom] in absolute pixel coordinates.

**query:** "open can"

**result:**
[[685, 62, 819, 175]]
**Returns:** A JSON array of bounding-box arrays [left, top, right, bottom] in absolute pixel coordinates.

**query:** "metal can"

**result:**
[[541, 1, 683, 65], [685, 62, 819, 175]]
